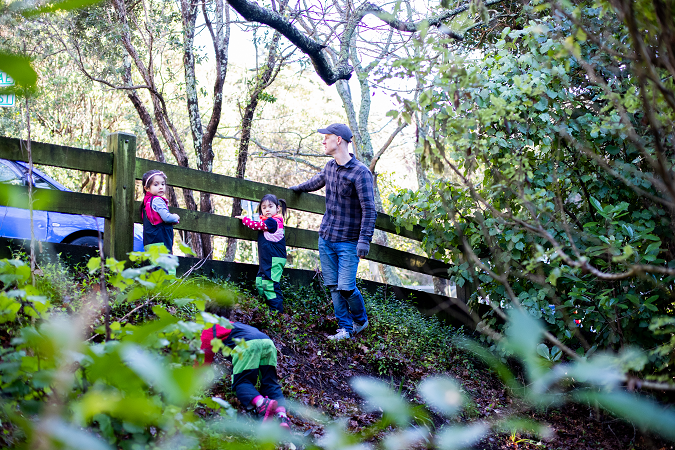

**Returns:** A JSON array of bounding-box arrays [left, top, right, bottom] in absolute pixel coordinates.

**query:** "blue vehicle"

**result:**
[[0, 159, 144, 251]]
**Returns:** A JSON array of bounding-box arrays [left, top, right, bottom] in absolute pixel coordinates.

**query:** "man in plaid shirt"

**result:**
[[290, 123, 376, 340]]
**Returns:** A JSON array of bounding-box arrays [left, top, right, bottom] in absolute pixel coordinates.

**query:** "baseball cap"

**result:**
[[317, 123, 353, 142]]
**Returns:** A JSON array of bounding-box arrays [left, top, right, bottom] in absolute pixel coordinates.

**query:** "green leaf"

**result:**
[[0, 52, 38, 92], [122, 345, 211, 406], [418, 376, 463, 416], [22, 0, 103, 16], [383, 427, 429, 450], [589, 197, 603, 212], [73, 390, 162, 425], [455, 338, 522, 394], [156, 254, 179, 273], [122, 306, 179, 344], [38, 418, 111, 450], [351, 377, 410, 426], [87, 257, 101, 274], [504, 309, 546, 379], [612, 245, 634, 262], [575, 391, 675, 440], [178, 240, 196, 256], [436, 423, 489, 450], [575, 28, 587, 41], [496, 418, 554, 440]]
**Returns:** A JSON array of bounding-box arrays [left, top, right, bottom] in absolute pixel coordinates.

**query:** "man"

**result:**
[[290, 123, 377, 340]]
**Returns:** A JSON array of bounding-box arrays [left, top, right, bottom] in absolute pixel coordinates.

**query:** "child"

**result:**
[[235, 194, 287, 313], [200, 302, 289, 429], [141, 170, 180, 254]]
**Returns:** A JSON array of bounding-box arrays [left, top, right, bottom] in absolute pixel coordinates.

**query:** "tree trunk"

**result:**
[[224, 31, 282, 261], [181, 0, 214, 259], [223, 103, 258, 261]]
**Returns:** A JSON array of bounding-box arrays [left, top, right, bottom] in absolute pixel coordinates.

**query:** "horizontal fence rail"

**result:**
[[137, 158, 426, 241], [131, 203, 451, 278], [0, 134, 452, 279], [0, 184, 112, 217], [0, 136, 113, 174]]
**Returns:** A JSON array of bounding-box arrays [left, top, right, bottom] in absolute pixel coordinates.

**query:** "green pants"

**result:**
[[230, 339, 284, 405], [255, 256, 286, 312]]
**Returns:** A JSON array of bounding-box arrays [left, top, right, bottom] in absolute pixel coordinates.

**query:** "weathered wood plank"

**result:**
[[135, 158, 326, 214], [0, 136, 113, 174], [368, 244, 451, 279], [135, 158, 426, 241], [0, 185, 111, 217], [104, 133, 136, 260], [133, 202, 258, 241], [132, 202, 451, 278]]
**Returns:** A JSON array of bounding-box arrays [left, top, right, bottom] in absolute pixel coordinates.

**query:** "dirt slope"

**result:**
[[199, 305, 673, 450]]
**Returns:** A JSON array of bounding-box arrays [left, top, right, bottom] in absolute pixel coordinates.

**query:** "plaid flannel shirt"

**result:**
[[297, 155, 377, 243]]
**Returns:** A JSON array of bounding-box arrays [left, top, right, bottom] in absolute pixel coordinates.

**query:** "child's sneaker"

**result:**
[[256, 397, 278, 422], [279, 414, 290, 430], [352, 320, 369, 335], [328, 328, 351, 340]]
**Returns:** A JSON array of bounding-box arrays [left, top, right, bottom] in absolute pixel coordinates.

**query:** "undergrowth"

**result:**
[[232, 276, 461, 379]]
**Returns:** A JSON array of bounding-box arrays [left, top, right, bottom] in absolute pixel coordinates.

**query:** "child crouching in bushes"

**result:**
[[200, 301, 289, 429]]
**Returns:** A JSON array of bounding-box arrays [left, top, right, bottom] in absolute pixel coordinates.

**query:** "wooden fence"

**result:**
[[0, 132, 457, 289]]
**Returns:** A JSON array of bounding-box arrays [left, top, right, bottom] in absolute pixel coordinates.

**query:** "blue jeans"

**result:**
[[318, 236, 368, 333]]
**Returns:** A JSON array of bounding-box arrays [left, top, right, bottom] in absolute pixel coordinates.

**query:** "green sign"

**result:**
[[0, 71, 15, 107]]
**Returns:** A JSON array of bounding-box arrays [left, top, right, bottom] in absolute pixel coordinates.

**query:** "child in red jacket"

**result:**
[[201, 303, 288, 428]]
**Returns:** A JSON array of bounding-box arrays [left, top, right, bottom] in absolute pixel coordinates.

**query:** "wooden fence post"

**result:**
[[104, 132, 136, 261]]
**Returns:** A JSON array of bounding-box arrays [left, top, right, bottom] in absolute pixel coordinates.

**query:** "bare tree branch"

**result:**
[[226, 0, 352, 84], [216, 134, 326, 171], [369, 122, 407, 172]]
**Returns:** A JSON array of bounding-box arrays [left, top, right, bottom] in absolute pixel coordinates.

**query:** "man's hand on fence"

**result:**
[[356, 242, 370, 258], [289, 185, 302, 193]]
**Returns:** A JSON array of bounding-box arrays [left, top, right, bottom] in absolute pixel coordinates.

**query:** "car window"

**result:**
[[0, 162, 24, 186], [31, 173, 55, 190], [10, 163, 56, 190]]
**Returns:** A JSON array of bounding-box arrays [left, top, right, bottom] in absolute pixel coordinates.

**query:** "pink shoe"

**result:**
[[256, 397, 278, 422], [279, 414, 290, 430]]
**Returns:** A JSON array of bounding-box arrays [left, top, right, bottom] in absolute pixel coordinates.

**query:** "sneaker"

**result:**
[[352, 320, 369, 335], [328, 328, 351, 340], [256, 397, 278, 422], [278, 414, 290, 430]]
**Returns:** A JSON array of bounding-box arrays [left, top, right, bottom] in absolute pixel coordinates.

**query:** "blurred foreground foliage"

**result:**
[[0, 245, 673, 448]]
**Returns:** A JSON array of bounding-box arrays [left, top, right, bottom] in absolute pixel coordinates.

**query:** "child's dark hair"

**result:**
[[205, 301, 232, 319], [140, 170, 167, 219], [257, 194, 287, 219]]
